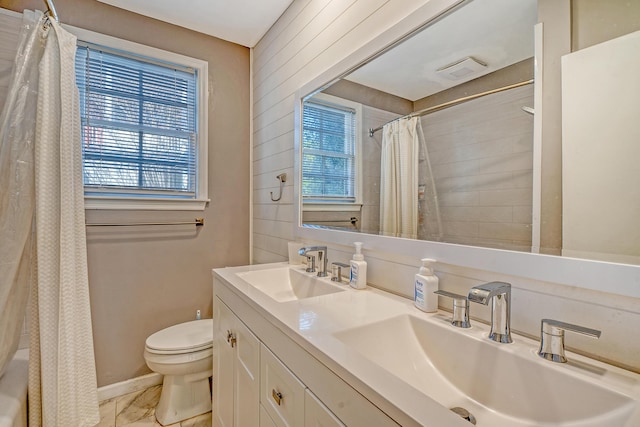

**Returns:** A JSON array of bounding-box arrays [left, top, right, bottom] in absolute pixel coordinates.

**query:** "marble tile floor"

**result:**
[[96, 384, 212, 427]]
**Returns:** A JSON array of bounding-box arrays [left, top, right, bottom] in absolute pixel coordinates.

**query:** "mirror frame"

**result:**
[[293, 0, 640, 299]]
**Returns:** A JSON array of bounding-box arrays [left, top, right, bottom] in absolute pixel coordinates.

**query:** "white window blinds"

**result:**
[[302, 100, 356, 202], [75, 42, 198, 199]]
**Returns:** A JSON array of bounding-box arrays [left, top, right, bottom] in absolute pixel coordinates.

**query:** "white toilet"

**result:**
[[144, 319, 213, 426]]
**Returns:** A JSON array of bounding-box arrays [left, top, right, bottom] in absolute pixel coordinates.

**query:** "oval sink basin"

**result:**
[[333, 314, 639, 427], [237, 267, 346, 302]]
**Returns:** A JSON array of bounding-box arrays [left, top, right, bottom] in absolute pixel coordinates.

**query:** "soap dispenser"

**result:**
[[414, 258, 438, 312], [349, 242, 367, 289]]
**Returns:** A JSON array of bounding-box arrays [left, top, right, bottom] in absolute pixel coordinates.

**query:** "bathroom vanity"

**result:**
[[212, 265, 401, 427], [213, 263, 640, 427]]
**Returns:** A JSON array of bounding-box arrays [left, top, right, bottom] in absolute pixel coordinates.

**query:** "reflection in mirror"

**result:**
[[301, 0, 538, 252]]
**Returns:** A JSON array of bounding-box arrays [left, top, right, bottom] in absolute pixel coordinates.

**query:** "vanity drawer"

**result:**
[[261, 344, 306, 427]]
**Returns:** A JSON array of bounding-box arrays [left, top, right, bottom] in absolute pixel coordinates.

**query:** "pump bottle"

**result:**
[[349, 242, 367, 289], [414, 258, 438, 312]]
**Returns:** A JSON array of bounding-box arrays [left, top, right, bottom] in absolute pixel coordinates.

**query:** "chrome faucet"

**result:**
[[468, 282, 512, 343], [298, 246, 328, 277]]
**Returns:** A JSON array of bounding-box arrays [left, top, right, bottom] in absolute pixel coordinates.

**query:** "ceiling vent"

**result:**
[[436, 56, 487, 80]]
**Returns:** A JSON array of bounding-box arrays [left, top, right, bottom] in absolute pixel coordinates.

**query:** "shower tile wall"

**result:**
[[420, 85, 534, 251]]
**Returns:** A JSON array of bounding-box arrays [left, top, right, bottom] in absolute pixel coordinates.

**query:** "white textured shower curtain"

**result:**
[[379, 117, 420, 239], [0, 10, 99, 427]]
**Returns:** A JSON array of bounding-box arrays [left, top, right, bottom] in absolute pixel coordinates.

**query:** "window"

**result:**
[[302, 94, 362, 208], [70, 27, 208, 210]]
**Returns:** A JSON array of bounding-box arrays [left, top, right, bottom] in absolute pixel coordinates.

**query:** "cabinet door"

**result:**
[[234, 312, 260, 427], [260, 405, 278, 427], [214, 297, 260, 427], [214, 298, 235, 427], [261, 344, 306, 427], [305, 389, 345, 427]]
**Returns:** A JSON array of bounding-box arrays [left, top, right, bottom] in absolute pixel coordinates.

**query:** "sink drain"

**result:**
[[450, 407, 477, 425]]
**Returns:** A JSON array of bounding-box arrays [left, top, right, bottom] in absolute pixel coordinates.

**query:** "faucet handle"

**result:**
[[330, 262, 349, 283], [538, 318, 601, 363], [304, 255, 316, 273], [434, 290, 471, 328]]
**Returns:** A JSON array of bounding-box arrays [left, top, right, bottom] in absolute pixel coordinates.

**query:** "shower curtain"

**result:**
[[379, 117, 420, 239], [0, 10, 100, 426], [0, 9, 40, 381]]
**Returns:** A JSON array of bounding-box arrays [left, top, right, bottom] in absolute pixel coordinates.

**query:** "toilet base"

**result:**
[[155, 372, 212, 426]]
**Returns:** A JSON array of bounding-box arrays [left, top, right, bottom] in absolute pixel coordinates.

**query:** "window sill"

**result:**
[[303, 203, 362, 212], [85, 196, 209, 211]]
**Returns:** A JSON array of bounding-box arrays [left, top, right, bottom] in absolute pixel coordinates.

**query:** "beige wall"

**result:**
[[323, 79, 412, 115], [0, 0, 250, 386], [572, 0, 640, 50]]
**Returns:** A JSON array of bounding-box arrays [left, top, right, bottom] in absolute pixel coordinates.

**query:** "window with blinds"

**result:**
[[75, 42, 198, 200], [302, 100, 357, 203]]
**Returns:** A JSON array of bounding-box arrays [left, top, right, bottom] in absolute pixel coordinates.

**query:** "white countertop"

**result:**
[[213, 262, 640, 427]]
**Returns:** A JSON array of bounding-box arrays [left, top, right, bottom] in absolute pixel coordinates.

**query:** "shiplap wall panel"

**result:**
[[252, 0, 431, 263], [253, 183, 294, 205], [254, 112, 295, 148], [253, 0, 316, 72], [255, 0, 392, 107], [254, 0, 314, 61], [253, 167, 294, 189], [254, 95, 296, 134], [254, 0, 434, 120], [254, 132, 294, 161], [254, 0, 358, 94]]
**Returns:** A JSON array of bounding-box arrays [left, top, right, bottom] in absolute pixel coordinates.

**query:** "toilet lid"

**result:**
[[145, 319, 213, 353]]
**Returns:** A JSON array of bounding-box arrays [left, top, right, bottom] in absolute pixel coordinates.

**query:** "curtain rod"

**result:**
[[369, 79, 534, 137], [43, 0, 59, 22], [86, 218, 204, 227]]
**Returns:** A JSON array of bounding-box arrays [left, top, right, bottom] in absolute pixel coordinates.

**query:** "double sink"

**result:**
[[233, 263, 640, 426]]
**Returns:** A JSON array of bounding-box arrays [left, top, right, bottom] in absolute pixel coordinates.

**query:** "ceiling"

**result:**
[[96, 0, 295, 47], [344, 0, 537, 101]]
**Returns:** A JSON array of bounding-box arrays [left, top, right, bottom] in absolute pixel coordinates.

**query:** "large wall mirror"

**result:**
[[297, 0, 640, 270]]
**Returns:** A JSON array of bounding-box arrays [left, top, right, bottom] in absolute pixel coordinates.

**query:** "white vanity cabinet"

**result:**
[[213, 299, 260, 427], [261, 344, 306, 426], [212, 283, 399, 427], [304, 390, 345, 427], [260, 405, 278, 427]]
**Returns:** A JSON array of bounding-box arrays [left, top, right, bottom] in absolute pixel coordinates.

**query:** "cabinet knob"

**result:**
[[226, 330, 237, 348], [272, 389, 283, 406]]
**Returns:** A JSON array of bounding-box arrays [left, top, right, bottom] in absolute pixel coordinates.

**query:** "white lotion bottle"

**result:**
[[414, 258, 438, 312], [349, 242, 367, 289]]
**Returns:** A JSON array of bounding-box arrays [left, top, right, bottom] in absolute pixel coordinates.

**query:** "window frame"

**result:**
[[66, 25, 209, 211], [302, 93, 363, 212]]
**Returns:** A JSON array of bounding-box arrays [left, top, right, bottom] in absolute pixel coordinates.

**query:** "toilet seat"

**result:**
[[145, 319, 213, 355], [144, 346, 213, 367]]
